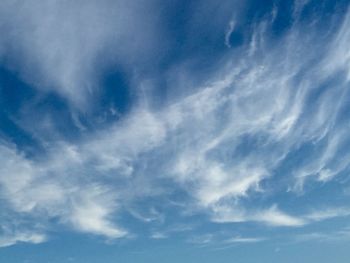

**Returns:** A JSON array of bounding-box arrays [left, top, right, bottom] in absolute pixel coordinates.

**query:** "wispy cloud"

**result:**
[[211, 205, 306, 227], [0, 0, 162, 110], [0, 222, 47, 248], [294, 227, 350, 243], [0, 232, 46, 248], [224, 236, 265, 244], [1, 1, 350, 247], [225, 19, 236, 48], [304, 208, 350, 222], [187, 232, 265, 249]]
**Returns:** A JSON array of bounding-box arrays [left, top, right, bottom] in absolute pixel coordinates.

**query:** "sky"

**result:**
[[1, 0, 350, 262]]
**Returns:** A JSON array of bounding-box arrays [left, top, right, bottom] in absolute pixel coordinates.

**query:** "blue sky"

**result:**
[[1, 0, 350, 262]]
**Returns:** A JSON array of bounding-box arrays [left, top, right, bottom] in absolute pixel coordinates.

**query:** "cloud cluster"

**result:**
[[1, 0, 350, 247], [0, 0, 161, 110]]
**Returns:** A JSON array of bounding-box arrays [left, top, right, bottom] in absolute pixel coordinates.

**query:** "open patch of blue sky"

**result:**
[[1, 0, 350, 262]]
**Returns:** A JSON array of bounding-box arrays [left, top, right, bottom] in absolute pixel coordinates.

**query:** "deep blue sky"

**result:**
[[1, 0, 350, 262]]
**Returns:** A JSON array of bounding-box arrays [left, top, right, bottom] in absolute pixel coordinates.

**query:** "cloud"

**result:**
[[211, 205, 306, 227], [0, 0, 162, 110], [0, 231, 46, 248], [187, 234, 214, 245], [294, 227, 350, 243], [0, 214, 47, 248], [150, 232, 167, 239], [68, 185, 126, 238], [304, 208, 350, 222], [149, 224, 194, 240], [0, 141, 126, 240], [224, 236, 265, 243], [256, 206, 306, 227], [187, 232, 265, 249], [225, 19, 236, 48], [211, 204, 350, 227], [1, 1, 350, 247], [0, 108, 167, 243], [322, 9, 350, 81], [146, 3, 350, 229]]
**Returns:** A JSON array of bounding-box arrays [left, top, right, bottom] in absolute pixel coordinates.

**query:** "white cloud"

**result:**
[[211, 203, 350, 228], [1, 1, 350, 247], [150, 232, 167, 239], [0, 108, 167, 243], [0, 232, 46, 248], [0, 142, 125, 240], [187, 232, 265, 248], [0, 0, 162, 110], [211, 205, 306, 227], [304, 208, 350, 222], [0, 221, 47, 248], [224, 236, 265, 243], [322, 9, 350, 81], [187, 234, 214, 245], [255, 206, 306, 227], [294, 228, 350, 243], [68, 185, 126, 238], [225, 19, 236, 48]]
